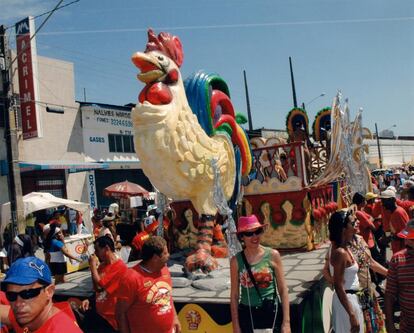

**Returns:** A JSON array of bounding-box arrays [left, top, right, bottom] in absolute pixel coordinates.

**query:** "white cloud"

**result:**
[[0, 0, 50, 24]]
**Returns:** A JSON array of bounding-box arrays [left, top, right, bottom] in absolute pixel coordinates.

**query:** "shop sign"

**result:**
[[89, 136, 105, 143], [15, 17, 41, 139], [81, 105, 133, 131], [87, 171, 97, 209]]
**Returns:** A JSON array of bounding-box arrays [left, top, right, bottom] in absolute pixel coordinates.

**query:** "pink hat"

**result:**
[[237, 215, 265, 233]]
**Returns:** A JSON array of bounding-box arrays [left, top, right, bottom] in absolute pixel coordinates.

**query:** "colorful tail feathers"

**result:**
[[184, 71, 252, 177]]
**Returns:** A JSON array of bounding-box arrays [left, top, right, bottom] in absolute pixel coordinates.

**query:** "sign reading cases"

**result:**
[[15, 17, 41, 139]]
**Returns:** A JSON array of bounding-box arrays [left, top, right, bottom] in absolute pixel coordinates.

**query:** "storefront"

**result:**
[[80, 102, 152, 209]]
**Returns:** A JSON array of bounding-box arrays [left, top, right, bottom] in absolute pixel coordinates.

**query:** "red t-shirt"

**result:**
[[390, 207, 410, 253], [0, 292, 9, 333], [118, 265, 175, 333], [96, 259, 128, 330], [386, 248, 414, 333], [131, 231, 150, 251], [8, 302, 82, 333], [364, 203, 374, 216], [356, 210, 376, 248], [397, 199, 414, 216], [372, 201, 392, 232]]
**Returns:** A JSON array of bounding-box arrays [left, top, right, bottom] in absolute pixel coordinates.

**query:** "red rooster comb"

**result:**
[[145, 29, 184, 67]]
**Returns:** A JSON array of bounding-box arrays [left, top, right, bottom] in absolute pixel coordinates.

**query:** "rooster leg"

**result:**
[[185, 214, 218, 273]]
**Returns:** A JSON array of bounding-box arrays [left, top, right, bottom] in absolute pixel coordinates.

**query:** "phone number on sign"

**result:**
[[111, 119, 133, 127]]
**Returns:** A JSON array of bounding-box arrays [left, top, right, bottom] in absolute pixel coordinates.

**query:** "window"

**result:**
[[36, 178, 65, 198], [109, 135, 116, 152], [115, 135, 122, 152], [108, 134, 135, 153], [122, 135, 133, 153]]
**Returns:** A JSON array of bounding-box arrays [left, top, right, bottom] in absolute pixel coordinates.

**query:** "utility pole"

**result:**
[[375, 122, 383, 169], [243, 70, 253, 131], [289, 57, 298, 108], [0, 25, 25, 234]]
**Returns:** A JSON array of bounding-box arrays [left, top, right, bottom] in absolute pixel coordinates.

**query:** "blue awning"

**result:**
[[19, 161, 109, 173]]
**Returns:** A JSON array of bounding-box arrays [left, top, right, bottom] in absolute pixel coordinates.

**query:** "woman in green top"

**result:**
[[230, 215, 291, 333]]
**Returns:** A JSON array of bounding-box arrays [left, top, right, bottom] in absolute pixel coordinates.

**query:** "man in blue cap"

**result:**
[[0, 256, 82, 332]]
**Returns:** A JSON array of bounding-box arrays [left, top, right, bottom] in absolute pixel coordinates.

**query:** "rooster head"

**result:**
[[132, 29, 184, 105]]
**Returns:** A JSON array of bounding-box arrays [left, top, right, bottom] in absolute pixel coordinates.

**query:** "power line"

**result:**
[[27, 16, 414, 36], [3, 0, 81, 31], [0, 96, 80, 111], [8, 0, 66, 70]]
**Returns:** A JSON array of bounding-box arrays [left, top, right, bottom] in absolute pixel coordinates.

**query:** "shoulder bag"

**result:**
[[240, 250, 282, 333]]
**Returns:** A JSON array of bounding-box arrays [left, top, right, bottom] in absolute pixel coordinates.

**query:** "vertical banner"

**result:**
[[15, 16, 41, 139], [87, 170, 97, 209]]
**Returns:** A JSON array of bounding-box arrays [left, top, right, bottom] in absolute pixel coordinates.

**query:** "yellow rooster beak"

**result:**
[[131, 52, 165, 83]]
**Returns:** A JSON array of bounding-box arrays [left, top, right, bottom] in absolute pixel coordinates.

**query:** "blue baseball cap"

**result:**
[[3, 257, 52, 286]]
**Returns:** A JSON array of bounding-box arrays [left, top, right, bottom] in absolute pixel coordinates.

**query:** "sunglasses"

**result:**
[[242, 228, 264, 237], [6, 286, 46, 302]]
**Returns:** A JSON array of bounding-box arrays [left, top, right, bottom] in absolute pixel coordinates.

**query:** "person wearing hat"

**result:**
[[230, 215, 290, 333], [380, 189, 409, 254], [0, 257, 82, 332], [98, 214, 117, 241], [363, 192, 378, 216], [385, 219, 414, 333], [44, 224, 82, 284]]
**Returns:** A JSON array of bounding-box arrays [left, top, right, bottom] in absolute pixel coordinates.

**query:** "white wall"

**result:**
[[366, 138, 414, 167], [15, 56, 84, 163], [81, 104, 139, 163]]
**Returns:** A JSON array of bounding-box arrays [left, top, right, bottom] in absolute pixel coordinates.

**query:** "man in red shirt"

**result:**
[[363, 192, 391, 266], [116, 236, 181, 333], [381, 190, 410, 253], [0, 256, 82, 333], [385, 219, 414, 333], [397, 184, 414, 218], [353, 192, 377, 249], [79, 235, 128, 332]]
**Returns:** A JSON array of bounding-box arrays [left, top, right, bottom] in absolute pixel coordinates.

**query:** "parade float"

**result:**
[[50, 29, 374, 333], [94, 29, 371, 332]]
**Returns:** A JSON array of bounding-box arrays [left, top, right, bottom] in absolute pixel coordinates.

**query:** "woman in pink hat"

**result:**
[[230, 215, 290, 333]]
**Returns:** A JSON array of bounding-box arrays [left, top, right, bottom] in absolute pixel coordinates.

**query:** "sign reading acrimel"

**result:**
[[15, 17, 40, 139]]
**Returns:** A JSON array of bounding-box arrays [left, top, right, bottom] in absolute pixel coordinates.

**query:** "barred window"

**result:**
[[108, 134, 135, 153]]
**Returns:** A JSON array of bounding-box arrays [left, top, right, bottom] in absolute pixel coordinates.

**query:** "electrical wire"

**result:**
[[3, 0, 81, 31], [8, 0, 66, 70]]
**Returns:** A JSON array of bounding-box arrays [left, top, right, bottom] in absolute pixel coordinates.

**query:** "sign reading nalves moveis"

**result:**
[[15, 17, 41, 139]]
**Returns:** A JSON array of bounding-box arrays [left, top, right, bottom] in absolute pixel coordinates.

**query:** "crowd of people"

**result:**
[[322, 179, 414, 333], [0, 174, 414, 332]]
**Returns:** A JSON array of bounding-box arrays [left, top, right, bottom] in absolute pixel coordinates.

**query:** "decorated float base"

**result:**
[[53, 245, 333, 333]]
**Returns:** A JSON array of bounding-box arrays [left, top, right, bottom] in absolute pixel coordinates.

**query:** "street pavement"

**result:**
[[52, 245, 329, 305]]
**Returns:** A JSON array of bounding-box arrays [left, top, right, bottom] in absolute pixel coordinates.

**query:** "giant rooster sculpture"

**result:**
[[131, 29, 252, 273]]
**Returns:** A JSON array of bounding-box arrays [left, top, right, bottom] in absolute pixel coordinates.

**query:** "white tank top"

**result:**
[[329, 246, 360, 291]]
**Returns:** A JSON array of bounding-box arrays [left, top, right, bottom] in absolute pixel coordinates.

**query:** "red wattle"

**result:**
[[139, 82, 172, 105]]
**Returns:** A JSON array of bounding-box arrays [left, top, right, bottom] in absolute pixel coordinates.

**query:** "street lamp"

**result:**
[[302, 93, 326, 110], [381, 124, 397, 138]]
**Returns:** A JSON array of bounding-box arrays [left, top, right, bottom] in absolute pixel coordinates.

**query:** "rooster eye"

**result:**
[[157, 56, 170, 68]]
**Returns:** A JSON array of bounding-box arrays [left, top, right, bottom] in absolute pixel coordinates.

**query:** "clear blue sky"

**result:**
[[2, 0, 413, 136]]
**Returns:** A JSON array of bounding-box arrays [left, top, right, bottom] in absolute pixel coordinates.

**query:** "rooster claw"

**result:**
[[185, 248, 218, 274]]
